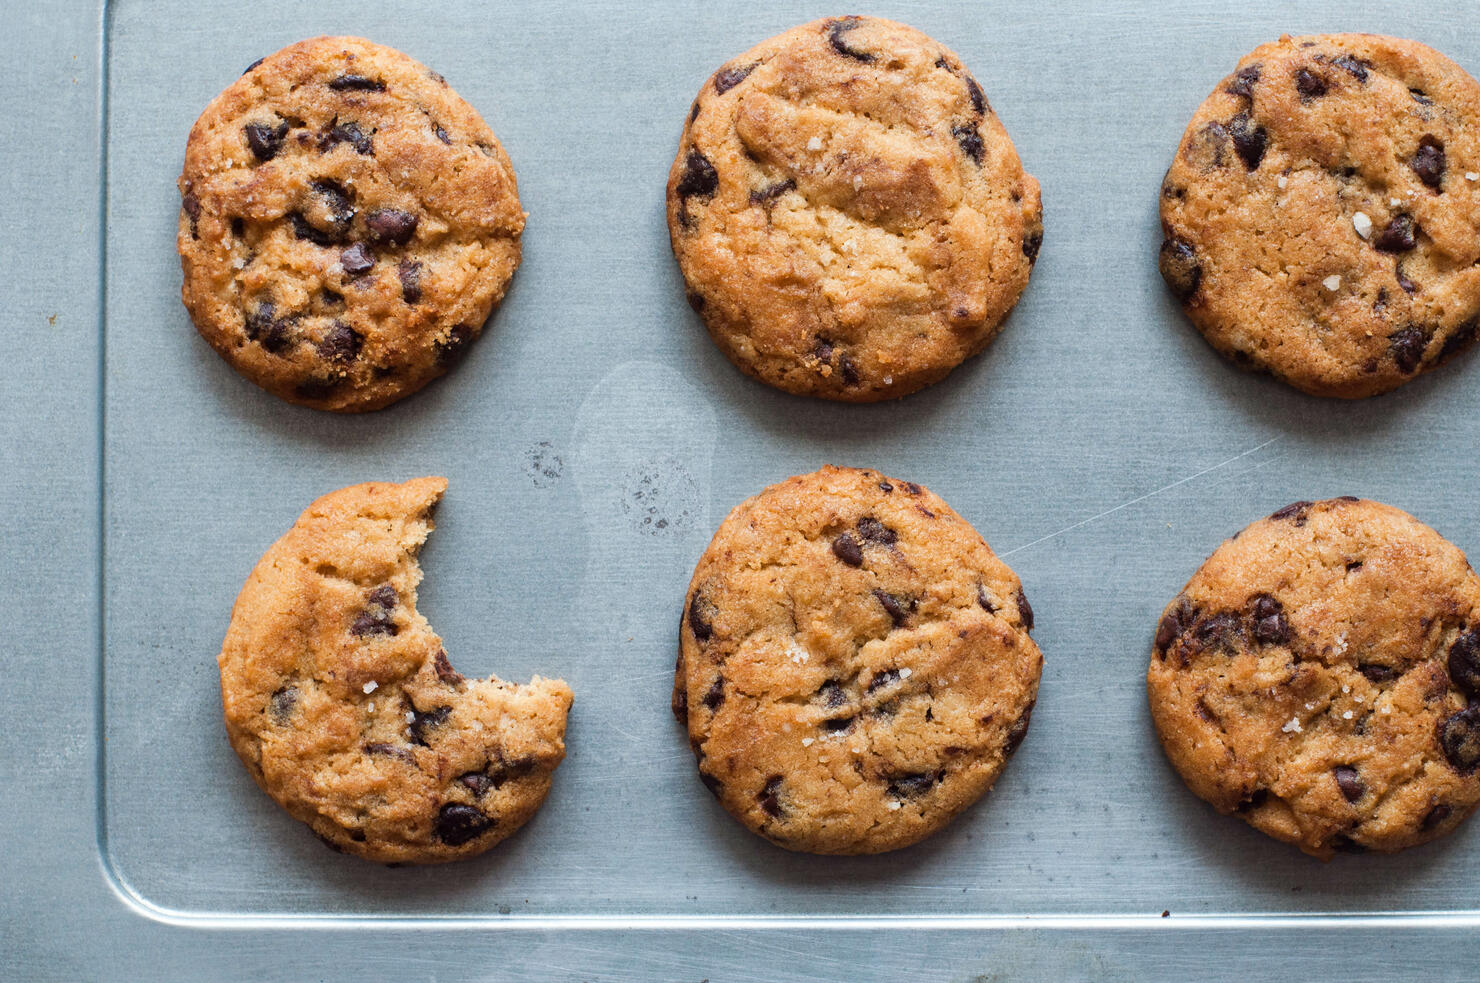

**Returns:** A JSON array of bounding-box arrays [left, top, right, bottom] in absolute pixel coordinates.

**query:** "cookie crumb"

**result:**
[[1352, 212, 1372, 238]]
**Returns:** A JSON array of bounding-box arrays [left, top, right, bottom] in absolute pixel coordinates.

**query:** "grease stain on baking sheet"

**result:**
[[524, 440, 565, 488], [621, 457, 699, 535]]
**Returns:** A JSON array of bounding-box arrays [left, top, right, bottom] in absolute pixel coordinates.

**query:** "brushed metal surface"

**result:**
[[6, 0, 1480, 978]]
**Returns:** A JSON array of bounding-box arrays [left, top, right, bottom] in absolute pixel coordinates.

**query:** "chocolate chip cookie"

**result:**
[[667, 17, 1042, 401], [1159, 34, 1480, 398], [219, 477, 572, 864], [1148, 497, 1480, 858], [179, 37, 525, 412], [674, 466, 1042, 854]]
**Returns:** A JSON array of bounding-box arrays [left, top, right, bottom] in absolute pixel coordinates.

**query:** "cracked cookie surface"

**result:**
[[179, 37, 524, 411], [674, 465, 1041, 854], [1159, 33, 1480, 398], [219, 477, 571, 864], [667, 17, 1042, 401], [1148, 497, 1480, 858]]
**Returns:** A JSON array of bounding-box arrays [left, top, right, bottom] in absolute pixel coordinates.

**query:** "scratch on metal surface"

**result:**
[[1000, 437, 1282, 558]]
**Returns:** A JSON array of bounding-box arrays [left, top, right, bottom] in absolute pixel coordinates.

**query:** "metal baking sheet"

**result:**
[[8, 0, 1480, 978]]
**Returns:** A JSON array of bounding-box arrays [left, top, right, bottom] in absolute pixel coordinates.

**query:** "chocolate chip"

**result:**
[[321, 119, 375, 156], [291, 180, 356, 246], [365, 208, 418, 247], [1408, 135, 1446, 192], [434, 123, 451, 144], [435, 803, 493, 846], [1330, 54, 1369, 82], [1158, 237, 1202, 302], [1334, 765, 1365, 802], [702, 677, 725, 711], [1192, 611, 1244, 653], [340, 243, 374, 277], [952, 123, 984, 165], [1229, 112, 1267, 170], [857, 517, 897, 546], [392, 259, 423, 304], [878, 480, 893, 494], [1005, 700, 1035, 753], [872, 589, 914, 627], [317, 321, 363, 364], [757, 776, 784, 817], [903, 482, 923, 496], [825, 16, 873, 62], [867, 668, 902, 693], [1270, 501, 1313, 525], [459, 772, 494, 797], [1438, 318, 1478, 363], [1236, 787, 1269, 812], [676, 149, 719, 201], [1374, 214, 1418, 253], [1439, 707, 1480, 771], [350, 587, 397, 635], [243, 57, 265, 75], [364, 742, 416, 765], [1251, 594, 1291, 645], [966, 75, 986, 116], [687, 591, 715, 642], [1389, 325, 1428, 373], [832, 532, 863, 567], [434, 325, 474, 364], [1155, 600, 1194, 653], [818, 680, 847, 709], [821, 716, 854, 734], [329, 74, 385, 92], [182, 192, 200, 237], [749, 179, 795, 205], [714, 61, 756, 94], [699, 771, 723, 798], [1295, 68, 1328, 100], [245, 301, 276, 341], [1330, 834, 1366, 854], [433, 649, 463, 686], [1023, 230, 1043, 264], [1411, 88, 1434, 106], [244, 120, 289, 161], [1449, 630, 1480, 696], [1226, 64, 1261, 97], [1422, 803, 1453, 830], [838, 352, 860, 386], [1015, 588, 1034, 631], [268, 685, 298, 723], [407, 704, 451, 746], [1358, 663, 1398, 683], [887, 772, 938, 798]]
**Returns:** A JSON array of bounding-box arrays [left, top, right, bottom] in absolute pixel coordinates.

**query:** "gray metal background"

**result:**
[[6, 0, 1480, 978]]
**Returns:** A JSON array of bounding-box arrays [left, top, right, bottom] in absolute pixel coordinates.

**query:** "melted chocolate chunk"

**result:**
[[887, 772, 938, 798], [321, 119, 374, 156], [714, 61, 756, 94], [1005, 700, 1034, 754], [329, 74, 385, 92], [339, 242, 374, 277], [1023, 230, 1043, 263], [407, 703, 451, 746], [1439, 707, 1480, 772], [1412, 135, 1446, 190], [1358, 663, 1398, 683], [687, 591, 716, 642], [1422, 803, 1453, 830], [1449, 630, 1480, 696], [857, 517, 897, 546], [1270, 501, 1313, 525], [1226, 64, 1261, 98], [825, 16, 874, 62], [1334, 765, 1365, 802], [1191, 612, 1244, 654], [757, 776, 784, 817], [1159, 237, 1202, 301], [318, 321, 363, 363], [1229, 112, 1267, 170], [1250, 594, 1291, 645], [1389, 325, 1428, 373], [832, 531, 863, 567], [434, 649, 463, 686], [702, 677, 725, 711], [749, 179, 795, 206], [397, 259, 422, 303], [818, 680, 848, 709], [292, 180, 356, 246], [1295, 68, 1328, 100], [364, 742, 416, 765], [867, 668, 902, 693], [676, 149, 719, 201], [872, 589, 914, 627], [365, 208, 418, 246], [435, 803, 494, 846], [952, 123, 984, 164], [435, 325, 475, 364], [1374, 214, 1418, 253], [1015, 588, 1034, 631], [244, 120, 289, 162], [268, 685, 298, 723], [966, 75, 987, 116], [1155, 600, 1195, 653], [1330, 54, 1370, 82]]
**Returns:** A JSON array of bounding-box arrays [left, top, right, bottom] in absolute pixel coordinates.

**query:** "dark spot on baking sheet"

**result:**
[[832, 532, 863, 566], [1374, 214, 1418, 253], [329, 74, 385, 92], [339, 242, 374, 277], [1158, 237, 1201, 301], [714, 61, 757, 94], [1389, 325, 1428, 373], [524, 440, 564, 488], [621, 460, 699, 535], [825, 16, 873, 62], [435, 803, 494, 846], [397, 259, 422, 303]]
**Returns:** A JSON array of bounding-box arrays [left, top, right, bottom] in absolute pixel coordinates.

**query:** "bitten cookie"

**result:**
[[1159, 34, 1480, 398], [667, 17, 1042, 401], [1148, 497, 1480, 859], [179, 37, 524, 412], [219, 477, 572, 864], [674, 466, 1042, 854]]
